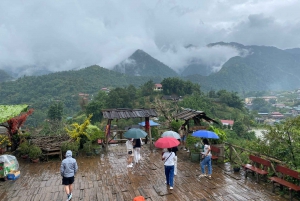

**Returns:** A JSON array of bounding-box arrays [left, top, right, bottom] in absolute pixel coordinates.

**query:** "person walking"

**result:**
[[162, 148, 175, 189], [126, 138, 134, 167], [60, 150, 78, 201], [199, 139, 212, 179], [172, 145, 179, 176], [179, 125, 189, 152], [133, 138, 142, 164]]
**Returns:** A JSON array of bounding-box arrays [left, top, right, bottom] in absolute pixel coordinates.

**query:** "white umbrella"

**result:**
[[161, 131, 181, 139]]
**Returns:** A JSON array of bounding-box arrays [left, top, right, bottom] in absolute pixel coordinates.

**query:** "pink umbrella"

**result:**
[[154, 137, 180, 148]]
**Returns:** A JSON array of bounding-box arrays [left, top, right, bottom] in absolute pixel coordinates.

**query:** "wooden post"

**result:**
[[105, 119, 112, 152], [145, 117, 152, 150]]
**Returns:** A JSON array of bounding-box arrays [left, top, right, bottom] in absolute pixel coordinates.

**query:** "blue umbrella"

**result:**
[[124, 128, 148, 139], [192, 130, 219, 139], [138, 120, 160, 127]]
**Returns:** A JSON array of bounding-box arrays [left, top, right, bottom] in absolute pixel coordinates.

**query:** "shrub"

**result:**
[[28, 145, 42, 159]]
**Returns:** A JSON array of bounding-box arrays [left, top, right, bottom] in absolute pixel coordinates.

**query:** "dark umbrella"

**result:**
[[192, 130, 219, 139], [124, 128, 147, 139]]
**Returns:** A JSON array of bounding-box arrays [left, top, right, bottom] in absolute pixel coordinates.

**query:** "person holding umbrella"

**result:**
[[199, 138, 212, 179], [155, 137, 180, 190], [162, 148, 176, 189], [126, 138, 134, 168]]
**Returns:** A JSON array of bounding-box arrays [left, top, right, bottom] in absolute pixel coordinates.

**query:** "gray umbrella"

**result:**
[[161, 131, 181, 139], [124, 128, 147, 139]]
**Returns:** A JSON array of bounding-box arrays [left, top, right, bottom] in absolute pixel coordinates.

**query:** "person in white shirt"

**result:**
[[126, 139, 134, 167], [199, 139, 212, 179], [162, 148, 175, 189]]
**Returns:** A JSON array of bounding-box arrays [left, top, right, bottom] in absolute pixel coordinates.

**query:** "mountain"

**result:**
[[180, 59, 213, 76], [185, 42, 300, 92], [0, 69, 13, 82], [113, 49, 178, 78]]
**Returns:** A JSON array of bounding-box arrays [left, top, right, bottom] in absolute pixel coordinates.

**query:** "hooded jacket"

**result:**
[[60, 150, 78, 178]]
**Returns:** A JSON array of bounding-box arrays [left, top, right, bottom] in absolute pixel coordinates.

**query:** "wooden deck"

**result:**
[[0, 144, 293, 201]]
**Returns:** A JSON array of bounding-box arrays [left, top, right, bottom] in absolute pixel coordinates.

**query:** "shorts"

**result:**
[[62, 176, 74, 185], [181, 135, 186, 142]]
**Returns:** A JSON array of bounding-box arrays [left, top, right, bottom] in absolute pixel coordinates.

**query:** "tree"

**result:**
[[248, 116, 300, 169], [161, 77, 200, 96], [86, 91, 107, 124], [48, 101, 64, 121], [140, 80, 154, 96], [3, 109, 34, 150], [251, 98, 271, 112]]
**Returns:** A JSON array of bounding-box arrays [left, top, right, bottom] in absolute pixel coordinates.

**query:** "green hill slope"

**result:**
[[0, 65, 161, 115], [185, 43, 300, 92]]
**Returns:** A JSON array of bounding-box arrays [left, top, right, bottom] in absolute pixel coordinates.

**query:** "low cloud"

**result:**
[[0, 0, 299, 76]]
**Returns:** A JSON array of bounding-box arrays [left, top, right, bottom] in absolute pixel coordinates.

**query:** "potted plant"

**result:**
[[92, 144, 102, 155], [186, 135, 201, 162], [233, 164, 241, 173], [28, 145, 42, 162], [209, 126, 227, 162], [19, 141, 30, 159], [83, 141, 93, 156]]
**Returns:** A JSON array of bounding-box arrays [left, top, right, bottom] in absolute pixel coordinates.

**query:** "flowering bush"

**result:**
[[0, 135, 11, 148]]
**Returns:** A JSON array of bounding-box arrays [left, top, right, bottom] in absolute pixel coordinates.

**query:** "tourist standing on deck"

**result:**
[[199, 139, 212, 179], [133, 138, 142, 164], [162, 148, 175, 189], [126, 138, 134, 167], [60, 150, 78, 201]]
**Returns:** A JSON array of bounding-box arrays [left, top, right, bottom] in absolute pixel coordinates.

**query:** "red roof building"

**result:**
[[220, 120, 234, 129], [154, 83, 163, 91]]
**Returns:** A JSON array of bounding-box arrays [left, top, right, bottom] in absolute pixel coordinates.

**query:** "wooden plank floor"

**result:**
[[0, 144, 293, 201]]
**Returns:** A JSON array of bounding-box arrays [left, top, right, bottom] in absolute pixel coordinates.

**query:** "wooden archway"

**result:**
[[102, 108, 158, 150]]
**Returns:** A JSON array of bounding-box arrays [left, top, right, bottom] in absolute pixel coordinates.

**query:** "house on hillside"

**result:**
[[220, 120, 234, 130], [154, 83, 163, 91], [101, 87, 110, 93], [271, 112, 284, 119]]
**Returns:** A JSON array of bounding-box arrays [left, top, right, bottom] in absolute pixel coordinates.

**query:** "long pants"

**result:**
[[164, 165, 174, 187], [174, 156, 177, 175], [134, 148, 141, 163], [200, 155, 212, 175]]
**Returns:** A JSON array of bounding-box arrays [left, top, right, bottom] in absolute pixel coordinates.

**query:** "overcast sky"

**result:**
[[1, 0, 300, 76]]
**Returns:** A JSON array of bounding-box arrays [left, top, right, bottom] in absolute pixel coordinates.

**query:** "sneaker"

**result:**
[[183, 148, 187, 151], [170, 186, 173, 190], [127, 164, 133, 168], [130, 163, 133, 166], [207, 175, 212, 179], [187, 150, 190, 153], [68, 193, 72, 200], [198, 174, 206, 178]]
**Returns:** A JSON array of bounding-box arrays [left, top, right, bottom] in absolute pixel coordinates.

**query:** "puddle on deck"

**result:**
[[0, 144, 291, 201]]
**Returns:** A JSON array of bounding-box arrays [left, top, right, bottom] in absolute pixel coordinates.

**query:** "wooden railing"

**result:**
[[224, 142, 285, 174]]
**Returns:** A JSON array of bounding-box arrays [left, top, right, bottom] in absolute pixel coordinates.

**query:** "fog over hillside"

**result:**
[[1, 0, 300, 77]]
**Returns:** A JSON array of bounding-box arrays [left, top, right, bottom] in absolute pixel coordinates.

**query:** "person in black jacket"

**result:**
[[133, 138, 142, 164]]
